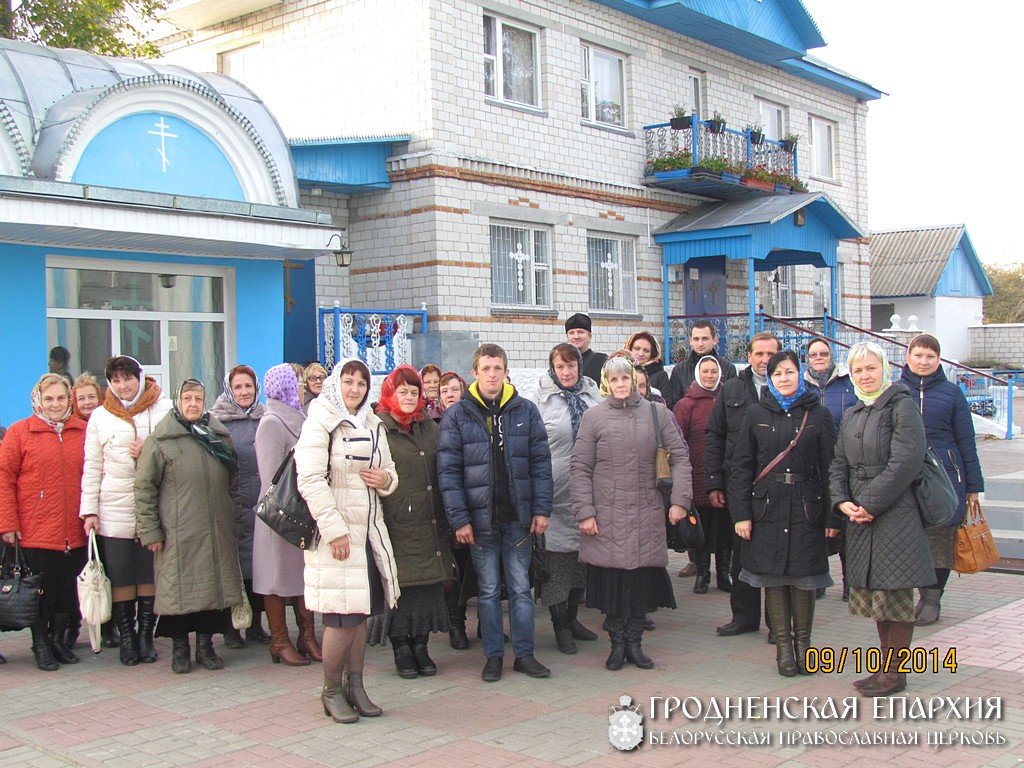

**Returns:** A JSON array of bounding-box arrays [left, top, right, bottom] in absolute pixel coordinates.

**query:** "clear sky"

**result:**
[[800, 1, 1018, 266]]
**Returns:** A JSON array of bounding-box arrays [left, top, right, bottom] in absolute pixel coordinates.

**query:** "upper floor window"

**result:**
[[587, 235, 637, 313], [490, 223, 551, 308], [685, 72, 703, 119], [809, 115, 836, 179], [757, 99, 785, 141], [580, 44, 625, 127], [484, 15, 539, 107]]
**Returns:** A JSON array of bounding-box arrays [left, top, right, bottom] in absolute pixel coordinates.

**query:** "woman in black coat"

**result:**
[[829, 342, 933, 697], [728, 350, 838, 677], [901, 334, 983, 626]]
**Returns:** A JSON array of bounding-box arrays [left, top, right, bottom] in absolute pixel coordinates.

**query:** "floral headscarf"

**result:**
[[264, 364, 303, 412], [31, 373, 73, 431], [320, 358, 373, 428], [222, 365, 261, 415]]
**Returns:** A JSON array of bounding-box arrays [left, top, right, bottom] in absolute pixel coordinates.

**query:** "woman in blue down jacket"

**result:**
[[901, 334, 983, 626]]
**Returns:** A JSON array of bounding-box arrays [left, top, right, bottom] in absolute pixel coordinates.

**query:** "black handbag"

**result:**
[[256, 431, 335, 550], [667, 509, 705, 553], [0, 539, 43, 631], [913, 445, 959, 529], [530, 533, 551, 595]]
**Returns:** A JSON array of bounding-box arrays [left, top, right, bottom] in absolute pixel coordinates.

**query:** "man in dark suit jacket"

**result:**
[[666, 320, 737, 410]]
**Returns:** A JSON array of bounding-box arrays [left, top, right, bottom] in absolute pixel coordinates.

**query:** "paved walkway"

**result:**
[[1, 549, 1021, 768]]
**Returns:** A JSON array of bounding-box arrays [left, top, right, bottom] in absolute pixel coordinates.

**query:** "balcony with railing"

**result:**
[[643, 118, 805, 200]]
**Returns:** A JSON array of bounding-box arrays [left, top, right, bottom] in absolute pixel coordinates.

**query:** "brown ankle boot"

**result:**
[[861, 621, 912, 697], [295, 601, 323, 663], [265, 596, 309, 666]]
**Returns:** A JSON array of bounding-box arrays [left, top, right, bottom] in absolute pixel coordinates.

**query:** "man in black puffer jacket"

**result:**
[[437, 343, 553, 683]]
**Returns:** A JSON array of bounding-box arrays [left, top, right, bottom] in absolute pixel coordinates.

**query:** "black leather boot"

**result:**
[[548, 602, 577, 654], [222, 628, 246, 649], [715, 565, 733, 593], [790, 586, 816, 675], [624, 618, 654, 669], [31, 618, 58, 671], [693, 570, 711, 594], [112, 600, 139, 666], [136, 596, 158, 663], [605, 618, 626, 671], [764, 587, 796, 676], [172, 636, 192, 674], [101, 619, 120, 648], [64, 615, 82, 650], [566, 588, 597, 641], [195, 633, 224, 670], [411, 635, 437, 676], [391, 636, 418, 679], [448, 603, 470, 650], [50, 614, 80, 664]]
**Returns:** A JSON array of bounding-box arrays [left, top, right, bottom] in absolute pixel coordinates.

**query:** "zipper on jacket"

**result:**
[[947, 450, 962, 484], [59, 428, 70, 553]]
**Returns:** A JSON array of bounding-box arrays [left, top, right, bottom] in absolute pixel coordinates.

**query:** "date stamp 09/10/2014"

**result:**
[[803, 646, 957, 675]]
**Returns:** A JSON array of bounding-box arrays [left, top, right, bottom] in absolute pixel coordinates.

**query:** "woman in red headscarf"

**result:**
[[371, 365, 456, 679]]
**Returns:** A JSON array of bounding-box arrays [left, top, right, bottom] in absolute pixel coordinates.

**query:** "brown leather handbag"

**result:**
[[954, 498, 1000, 574]]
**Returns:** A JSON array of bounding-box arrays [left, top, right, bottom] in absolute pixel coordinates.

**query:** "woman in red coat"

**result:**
[[673, 356, 730, 595], [0, 373, 88, 671]]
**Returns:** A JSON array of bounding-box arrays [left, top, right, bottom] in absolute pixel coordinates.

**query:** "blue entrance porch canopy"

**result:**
[[653, 192, 864, 341]]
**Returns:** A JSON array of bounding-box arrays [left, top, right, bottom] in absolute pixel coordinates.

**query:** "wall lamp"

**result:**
[[326, 233, 354, 268]]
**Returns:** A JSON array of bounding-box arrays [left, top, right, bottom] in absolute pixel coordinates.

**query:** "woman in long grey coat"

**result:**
[[829, 342, 933, 697], [253, 364, 316, 667], [136, 379, 245, 675], [571, 355, 692, 671], [210, 365, 268, 649], [533, 343, 601, 654]]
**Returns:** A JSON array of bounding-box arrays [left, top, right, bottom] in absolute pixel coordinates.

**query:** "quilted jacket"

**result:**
[[828, 384, 934, 590], [436, 382, 553, 534], [570, 392, 692, 570], [295, 397, 400, 615], [0, 415, 87, 551], [79, 397, 172, 539]]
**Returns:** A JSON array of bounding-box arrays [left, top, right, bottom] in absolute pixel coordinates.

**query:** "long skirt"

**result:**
[[540, 551, 586, 605], [585, 565, 676, 618], [156, 609, 229, 638], [848, 587, 915, 622], [252, 517, 305, 598], [367, 583, 450, 645]]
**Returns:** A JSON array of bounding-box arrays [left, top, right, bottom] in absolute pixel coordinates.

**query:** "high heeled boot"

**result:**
[[136, 596, 158, 663], [294, 602, 323, 662], [343, 671, 382, 716], [111, 600, 139, 666], [860, 622, 912, 696], [764, 587, 796, 676], [789, 586, 815, 675], [264, 595, 308, 666], [321, 678, 358, 723]]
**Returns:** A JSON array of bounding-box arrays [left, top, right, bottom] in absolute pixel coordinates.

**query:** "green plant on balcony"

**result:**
[[769, 169, 808, 192], [741, 164, 775, 183], [708, 111, 727, 134], [670, 104, 689, 130], [693, 155, 744, 176], [649, 150, 693, 172], [781, 132, 800, 152], [746, 124, 765, 145]]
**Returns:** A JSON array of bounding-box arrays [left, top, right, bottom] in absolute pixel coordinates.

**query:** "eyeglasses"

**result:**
[[307, 375, 326, 383], [807, 352, 831, 359]]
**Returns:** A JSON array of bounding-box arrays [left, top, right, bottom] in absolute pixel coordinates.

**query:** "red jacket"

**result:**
[[0, 415, 88, 551], [673, 382, 720, 507]]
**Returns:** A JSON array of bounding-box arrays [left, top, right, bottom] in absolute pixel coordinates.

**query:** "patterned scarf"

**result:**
[[172, 379, 238, 472], [222, 366, 261, 416], [767, 364, 808, 411], [547, 367, 589, 441], [320, 359, 373, 428], [263, 364, 303, 412], [31, 374, 73, 432]]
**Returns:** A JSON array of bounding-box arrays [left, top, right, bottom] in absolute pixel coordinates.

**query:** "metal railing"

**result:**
[[318, 304, 428, 375], [643, 118, 799, 182], [667, 311, 1015, 438]]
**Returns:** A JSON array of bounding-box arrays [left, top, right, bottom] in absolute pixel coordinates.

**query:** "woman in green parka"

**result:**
[[135, 379, 245, 675], [370, 365, 456, 678]]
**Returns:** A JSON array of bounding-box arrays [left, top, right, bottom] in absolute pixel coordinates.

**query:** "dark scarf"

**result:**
[[548, 369, 589, 441], [808, 363, 835, 392], [173, 380, 238, 472]]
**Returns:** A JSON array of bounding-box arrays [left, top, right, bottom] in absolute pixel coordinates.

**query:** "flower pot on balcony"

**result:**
[[721, 172, 741, 184], [670, 117, 689, 131], [781, 139, 797, 153], [749, 131, 765, 145], [742, 178, 774, 191], [708, 119, 726, 135]]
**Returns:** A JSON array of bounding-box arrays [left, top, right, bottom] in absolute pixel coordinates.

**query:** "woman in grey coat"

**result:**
[[210, 365, 269, 649], [571, 355, 692, 671], [253, 364, 317, 667], [533, 343, 601, 654], [829, 342, 934, 697]]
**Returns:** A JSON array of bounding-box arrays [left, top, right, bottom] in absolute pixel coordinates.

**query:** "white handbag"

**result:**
[[231, 589, 253, 631], [76, 531, 112, 653]]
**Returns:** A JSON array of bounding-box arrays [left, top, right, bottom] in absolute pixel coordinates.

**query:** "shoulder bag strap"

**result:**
[[753, 410, 810, 486]]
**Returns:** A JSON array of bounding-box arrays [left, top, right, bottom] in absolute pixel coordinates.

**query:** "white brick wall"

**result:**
[[157, 0, 875, 361]]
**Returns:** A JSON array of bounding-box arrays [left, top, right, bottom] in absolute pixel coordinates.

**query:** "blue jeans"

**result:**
[[470, 521, 534, 660]]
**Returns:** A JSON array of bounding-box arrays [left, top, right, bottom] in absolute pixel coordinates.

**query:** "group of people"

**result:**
[[0, 316, 981, 719]]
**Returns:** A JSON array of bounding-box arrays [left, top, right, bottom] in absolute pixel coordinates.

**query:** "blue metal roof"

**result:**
[[589, 0, 881, 101], [289, 135, 410, 194], [653, 192, 863, 269]]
